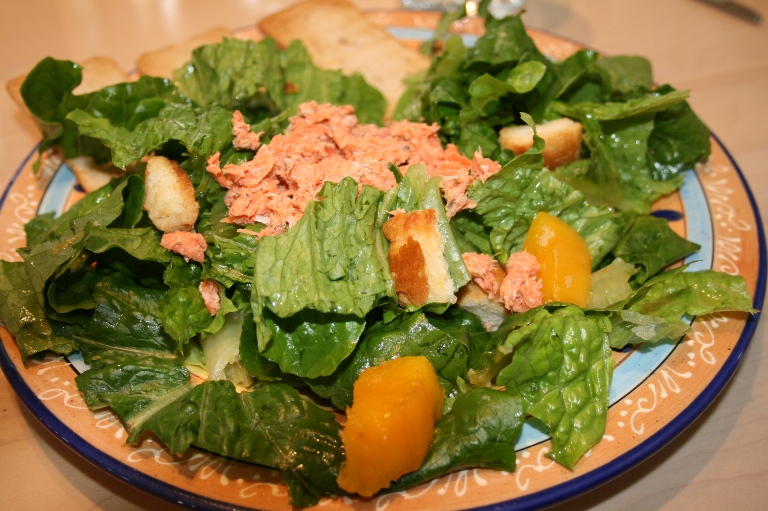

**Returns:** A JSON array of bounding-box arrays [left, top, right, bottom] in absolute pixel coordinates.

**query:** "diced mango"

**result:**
[[336, 356, 444, 497], [523, 211, 592, 307]]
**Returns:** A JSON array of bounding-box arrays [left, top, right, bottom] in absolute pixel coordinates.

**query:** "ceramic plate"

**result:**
[[0, 11, 765, 511]]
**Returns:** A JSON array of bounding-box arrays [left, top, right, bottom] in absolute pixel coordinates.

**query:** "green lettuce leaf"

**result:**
[[24, 173, 145, 245], [496, 306, 614, 469], [174, 37, 284, 112], [0, 260, 75, 359], [20, 56, 177, 165], [307, 311, 472, 410], [611, 215, 700, 284], [648, 84, 712, 179], [75, 350, 191, 419], [389, 388, 525, 490], [551, 87, 709, 212], [204, 229, 261, 287], [68, 102, 235, 169], [126, 381, 344, 508], [251, 178, 394, 378], [175, 37, 385, 126], [607, 267, 757, 348], [279, 40, 386, 125], [466, 139, 634, 266], [89, 272, 176, 354]]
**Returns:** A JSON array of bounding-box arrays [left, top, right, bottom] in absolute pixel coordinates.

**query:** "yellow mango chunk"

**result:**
[[337, 356, 444, 497], [523, 211, 592, 307]]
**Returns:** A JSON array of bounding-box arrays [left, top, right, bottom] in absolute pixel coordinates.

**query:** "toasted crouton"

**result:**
[[457, 283, 509, 331], [136, 27, 233, 78], [383, 209, 456, 307], [499, 117, 583, 169], [258, 0, 430, 116], [143, 155, 199, 232]]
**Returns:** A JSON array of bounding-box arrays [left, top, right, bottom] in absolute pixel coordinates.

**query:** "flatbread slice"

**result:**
[[258, 0, 430, 115], [136, 26, 233, 78]]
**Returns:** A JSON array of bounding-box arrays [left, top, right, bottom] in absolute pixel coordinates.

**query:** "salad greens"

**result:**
[[0, 4, 757, 508]]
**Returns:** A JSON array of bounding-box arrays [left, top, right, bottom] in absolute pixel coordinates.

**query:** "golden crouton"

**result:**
[[457, 282, 509, 331], [499, 117, 583, 169], [143, 155, 199, 232], [258, 0, 430, 116], [383, 209, 456, 308]]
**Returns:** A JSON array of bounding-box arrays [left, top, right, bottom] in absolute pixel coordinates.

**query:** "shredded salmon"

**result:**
[[499, 250, 543, 313], [471, 150, 502, 183], [161, 231, 207, 263], [462, 250, 543, 314], [207, 102, 502, 237], [462, 252, 504, 297], [199, 278, 221, 316], [231, 110, 263, 151]]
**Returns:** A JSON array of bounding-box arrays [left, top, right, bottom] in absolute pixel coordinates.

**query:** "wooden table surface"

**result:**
[[1, 1, 766, 510]]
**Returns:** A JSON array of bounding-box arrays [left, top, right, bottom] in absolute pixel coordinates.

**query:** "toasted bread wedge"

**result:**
[[136, 26, 233, 78], [383, 209, 456, 307], [67, 156, 123, 193], [258, 0, 430, 116], [499, 117, 583, 169]]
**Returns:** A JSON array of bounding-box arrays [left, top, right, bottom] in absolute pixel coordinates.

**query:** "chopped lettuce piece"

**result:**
[[307, 311, 473, 409], [496, 305, 614, 469], [607, 267, 757, 348], [126, 381, 344, 508], [611, 214, 700, 285], [200, 309, 253, 389], [251, 178, 394, 378], [588, 257, 637, 308], [465, 136, 634, 267], [390, 387, 526, 490]]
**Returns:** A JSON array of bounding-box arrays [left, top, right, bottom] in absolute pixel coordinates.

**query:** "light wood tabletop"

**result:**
[[0, 1, 766, 510]]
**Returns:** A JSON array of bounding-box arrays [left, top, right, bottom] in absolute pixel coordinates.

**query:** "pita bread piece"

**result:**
[[258, 0, 430, 115], [136, 26, 233, 78]]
